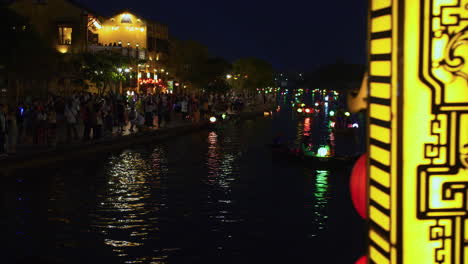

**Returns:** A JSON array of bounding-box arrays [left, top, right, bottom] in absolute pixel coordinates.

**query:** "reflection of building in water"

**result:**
[[205, 130, 241, 247], [91, 149, 169, 263]]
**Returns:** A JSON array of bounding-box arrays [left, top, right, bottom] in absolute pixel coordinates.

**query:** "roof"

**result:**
[[109, 8, 167, 26]]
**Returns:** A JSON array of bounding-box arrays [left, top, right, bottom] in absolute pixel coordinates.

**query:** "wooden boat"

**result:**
[[269, 144, 359, 169]]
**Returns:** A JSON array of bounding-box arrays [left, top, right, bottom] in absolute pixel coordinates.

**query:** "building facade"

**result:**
[[7, 1, 172, 95]]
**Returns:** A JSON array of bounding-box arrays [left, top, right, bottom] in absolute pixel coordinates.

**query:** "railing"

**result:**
[[88, 45, 146, 60]]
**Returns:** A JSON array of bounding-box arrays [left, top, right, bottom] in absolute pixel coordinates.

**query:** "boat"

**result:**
[[269, 143, 359, 169]]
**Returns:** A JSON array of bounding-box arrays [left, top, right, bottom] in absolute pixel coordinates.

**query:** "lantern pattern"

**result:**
[[367, 0, 467, 263]]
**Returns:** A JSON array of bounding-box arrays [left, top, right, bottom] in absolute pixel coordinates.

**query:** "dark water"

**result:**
[[1, 110, 365, 264]]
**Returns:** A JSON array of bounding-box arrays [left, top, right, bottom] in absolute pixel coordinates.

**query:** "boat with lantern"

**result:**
[[269, 143, 358, 169]]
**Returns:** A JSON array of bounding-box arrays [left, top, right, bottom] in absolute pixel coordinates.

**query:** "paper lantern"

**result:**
[[350, 153, 367, 219], [355, 255, 367, 264]]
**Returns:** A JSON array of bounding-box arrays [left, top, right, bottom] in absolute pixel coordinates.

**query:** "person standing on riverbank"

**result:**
[[47, 106, 57, 147], [0, 104, 7, 156], [64, 99, 78, 142], [6, 109, 18, 154]]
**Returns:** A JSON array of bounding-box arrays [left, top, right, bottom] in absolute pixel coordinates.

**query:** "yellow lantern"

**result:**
[[367, 0, 467, 263]]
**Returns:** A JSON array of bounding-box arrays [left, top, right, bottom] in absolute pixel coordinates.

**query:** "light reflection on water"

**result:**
[[4, 105, 364, 263], [313, 170, 330, 231], [91, 149, 172, 263]]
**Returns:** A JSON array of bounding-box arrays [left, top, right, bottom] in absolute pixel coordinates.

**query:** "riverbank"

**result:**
[[0, 108, 268, 172]]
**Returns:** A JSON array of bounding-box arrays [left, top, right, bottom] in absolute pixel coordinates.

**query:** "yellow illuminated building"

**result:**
[[367, 0, 467, 263], [9, 0, 100, 54], [99, 11, 148, 49]]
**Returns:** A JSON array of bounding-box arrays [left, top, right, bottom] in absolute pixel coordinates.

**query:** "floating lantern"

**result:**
[[317, 146, 329, 157]]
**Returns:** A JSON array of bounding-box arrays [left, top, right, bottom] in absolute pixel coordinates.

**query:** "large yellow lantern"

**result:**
[[367, 0, 467, 263]]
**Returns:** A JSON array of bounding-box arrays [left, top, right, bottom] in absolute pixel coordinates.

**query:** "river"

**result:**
[[2, 99, 365, 264]]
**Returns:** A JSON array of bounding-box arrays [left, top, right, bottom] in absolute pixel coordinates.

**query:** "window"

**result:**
[[121, 14, 132, 24], [58, 26, 72, 45]]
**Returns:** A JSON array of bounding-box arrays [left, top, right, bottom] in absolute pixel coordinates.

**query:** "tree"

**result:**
[[199, 57, 232, 93], [169, 39, 209, 90], [78, 52, 134, 95], [231, 58, 274, 93], [304, 62, 365, 91]]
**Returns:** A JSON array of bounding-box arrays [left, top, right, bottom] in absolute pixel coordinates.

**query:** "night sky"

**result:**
[[79, 0, 368, 71]]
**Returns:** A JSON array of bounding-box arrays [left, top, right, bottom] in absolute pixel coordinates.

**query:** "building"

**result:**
[[9, 0, 101, 55], [7, 1, 171, 95], [7, 0, 102, 96], [91, 10, 171, 93]]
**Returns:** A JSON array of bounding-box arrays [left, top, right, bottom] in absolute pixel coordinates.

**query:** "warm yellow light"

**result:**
[[57, 46, 69, 54], [367, 1, 468, 264], [93, 20, 102, 29]]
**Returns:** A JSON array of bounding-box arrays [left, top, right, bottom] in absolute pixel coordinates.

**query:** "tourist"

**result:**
[[128, 107, 137, 132], [46, 106, 57, 147], [64, 99, 78, 142], [6, 109, 18, 154], [0, 104, 7, 156]]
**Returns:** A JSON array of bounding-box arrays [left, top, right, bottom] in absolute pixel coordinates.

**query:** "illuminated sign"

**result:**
[[367, 0, 467, 263]]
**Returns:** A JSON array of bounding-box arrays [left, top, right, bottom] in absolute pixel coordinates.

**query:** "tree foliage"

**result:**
[[231, 58, 274, 92], [169, 39, 209, 90], [78, 52, 134, 95], [304, 62, 365, 91]]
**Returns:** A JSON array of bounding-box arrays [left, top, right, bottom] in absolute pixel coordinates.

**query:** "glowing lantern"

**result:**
[[345, 112, 351, 117], [316, 146, 329, 157], [209, 117, 217, 123], [355, 256, 367, 264], [366, 1, 468, 263], [305, 108, 311, 113], [264, 111, 271, 117], [350, 153, 367, 219], [329, 110, 335, 116], [315, 102, 319, 107], [221, 113, 227, 120], [352, 123, 359, 128], [297, 108, 303, 113]]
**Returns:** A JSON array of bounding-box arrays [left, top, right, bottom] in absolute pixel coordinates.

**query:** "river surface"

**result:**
[[2, 103, 365, 264]]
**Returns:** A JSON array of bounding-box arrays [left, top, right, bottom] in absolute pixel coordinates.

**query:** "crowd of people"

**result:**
[[0, 90, 267, 157]]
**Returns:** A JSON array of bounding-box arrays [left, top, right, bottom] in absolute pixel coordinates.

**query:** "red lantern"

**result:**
[[355, 255, 367, 264], [350, 153, 367, 219]]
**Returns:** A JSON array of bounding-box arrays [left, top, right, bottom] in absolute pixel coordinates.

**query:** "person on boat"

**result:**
[[300, 135, 314, 157]]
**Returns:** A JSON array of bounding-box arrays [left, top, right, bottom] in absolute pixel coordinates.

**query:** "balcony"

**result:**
[[88, 45, 146, 60]]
